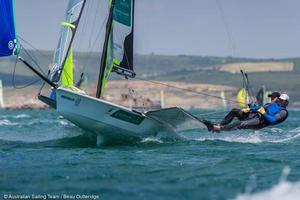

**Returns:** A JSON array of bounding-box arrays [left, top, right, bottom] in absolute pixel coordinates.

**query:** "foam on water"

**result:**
[[222, 134, 263, 144], [0, 112, 83, 143], [190, 126, 300, 145], [193, 135, 262, 144], [270, 132, 300, 143], [0, 113, 31, 119], [58, 120, 70, 126], [289, 127, 300, 133], [235, 167, 300, 200], [14, 114, 31, 119], [235, 181, 300, 200], [141, 137, 164, 144], [0, 119, 19, 126]]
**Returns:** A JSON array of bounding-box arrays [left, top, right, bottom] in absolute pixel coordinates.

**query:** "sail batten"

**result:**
[[0, 0, 19, 58]]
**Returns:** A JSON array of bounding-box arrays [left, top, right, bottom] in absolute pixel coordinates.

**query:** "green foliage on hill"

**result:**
[[0, 50, 299, 93]]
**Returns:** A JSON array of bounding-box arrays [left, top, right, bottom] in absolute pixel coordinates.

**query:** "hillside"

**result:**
[[218, 62, 293, 73], [1, 50, 300, 108], [1, 50, 300, 81]]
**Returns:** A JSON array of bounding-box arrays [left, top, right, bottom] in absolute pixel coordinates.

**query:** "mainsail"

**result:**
[[49, 0, 86, 83], [0, 0, 19, 57], [96, 0, 135, 98]]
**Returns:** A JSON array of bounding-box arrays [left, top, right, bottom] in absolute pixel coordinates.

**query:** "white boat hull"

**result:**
[[56, 88, 179, 144]]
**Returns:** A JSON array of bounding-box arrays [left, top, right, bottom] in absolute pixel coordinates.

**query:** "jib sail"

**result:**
[[49, 0, 86, 84]]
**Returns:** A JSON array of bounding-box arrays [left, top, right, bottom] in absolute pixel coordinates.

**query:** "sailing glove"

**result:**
[[241, 108, 250, 113], [257, 107, 266, 115], [249, 103, 261, 112]]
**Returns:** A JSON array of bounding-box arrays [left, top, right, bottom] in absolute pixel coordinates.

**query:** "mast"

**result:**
[[96, 0, 115, 98]]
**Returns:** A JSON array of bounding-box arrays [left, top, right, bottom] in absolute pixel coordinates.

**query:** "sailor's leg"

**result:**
[[220, 121, 242, 131], [237, 117, 264, 129], [220, 117, 263, 131], [220, 108, 245, 125], [202, 119, 214, 131]]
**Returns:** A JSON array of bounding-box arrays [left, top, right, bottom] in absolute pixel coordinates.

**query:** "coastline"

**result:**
[[2, 80, 237, 110]]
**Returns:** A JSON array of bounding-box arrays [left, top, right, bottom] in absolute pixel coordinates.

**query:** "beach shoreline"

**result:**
[[2, 80, 237, 110]]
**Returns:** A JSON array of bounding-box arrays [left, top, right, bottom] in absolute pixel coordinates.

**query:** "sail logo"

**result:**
[[8, 40, 15, 50]]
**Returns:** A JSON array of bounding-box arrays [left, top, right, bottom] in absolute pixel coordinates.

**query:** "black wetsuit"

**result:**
[[219, 104, 288, 131]]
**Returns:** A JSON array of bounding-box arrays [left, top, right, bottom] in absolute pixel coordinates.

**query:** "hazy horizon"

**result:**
[[14, 0, 300, 59]]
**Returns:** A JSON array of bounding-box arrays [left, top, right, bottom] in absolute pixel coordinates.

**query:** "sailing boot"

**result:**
[[202, 119, 214, 132]]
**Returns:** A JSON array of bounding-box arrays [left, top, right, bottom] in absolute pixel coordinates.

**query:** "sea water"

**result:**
[[1, 109, 300, 200]]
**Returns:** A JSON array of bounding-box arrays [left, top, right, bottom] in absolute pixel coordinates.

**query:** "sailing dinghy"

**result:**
[[52, 0, 207, 143], [0, 0, 205, 144]]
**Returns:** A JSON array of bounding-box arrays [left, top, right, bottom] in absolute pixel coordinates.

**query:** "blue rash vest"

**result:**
[[263, 103, 288, 125]]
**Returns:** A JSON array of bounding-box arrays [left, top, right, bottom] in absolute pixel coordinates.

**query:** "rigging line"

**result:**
[[81, 3, 108, 74], [57, 1, 86, 85], [20, 45, 47, 77], [17, 35, 52, 63], [241, 69, 254, 103], [12, 56, 42, 89], [84, 15, 107, 64], [134, 77, 243, 104], [215, 0, 236, 57], [244, 72, 256, 103], [17, 45, 49, 91], [215, 0, 249, 94], [53, 1, 91, 86], [240, 70, 246, 89], [216, 0, 256, 105], [38, 79, 47, 94], [88, 0, 101, 47], [240, 69, 249, 104], [75, 0, 91, 56], [195, 110, 229, 116]]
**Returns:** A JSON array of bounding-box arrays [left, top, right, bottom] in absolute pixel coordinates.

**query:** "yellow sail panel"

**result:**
[[61, 47, 74, 87], [237, 88, 249, 108], [101, 59, 120, 93]]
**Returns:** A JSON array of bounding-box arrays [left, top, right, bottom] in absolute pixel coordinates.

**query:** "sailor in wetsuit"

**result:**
[[203, 93, 289, 132]]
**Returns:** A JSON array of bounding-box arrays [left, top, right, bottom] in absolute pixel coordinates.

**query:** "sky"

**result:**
[[14, 0, 300, 58]]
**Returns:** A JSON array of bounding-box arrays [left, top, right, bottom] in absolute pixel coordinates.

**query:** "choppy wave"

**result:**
[[0, 134, 96, 148], [235, 167, 300, 200], [236, 181, 300, 200], [0, 113, 31, 119], [0, 119, 19, 126], [189, 126, 300, 145], [14, 114, 31, 119], [1, 108, 300, 147], [141, 137, 164, 144], [193, 132, 263, 144]]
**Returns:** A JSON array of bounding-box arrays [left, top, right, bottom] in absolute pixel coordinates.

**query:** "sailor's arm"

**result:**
[[257, 108, 288, 125]]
